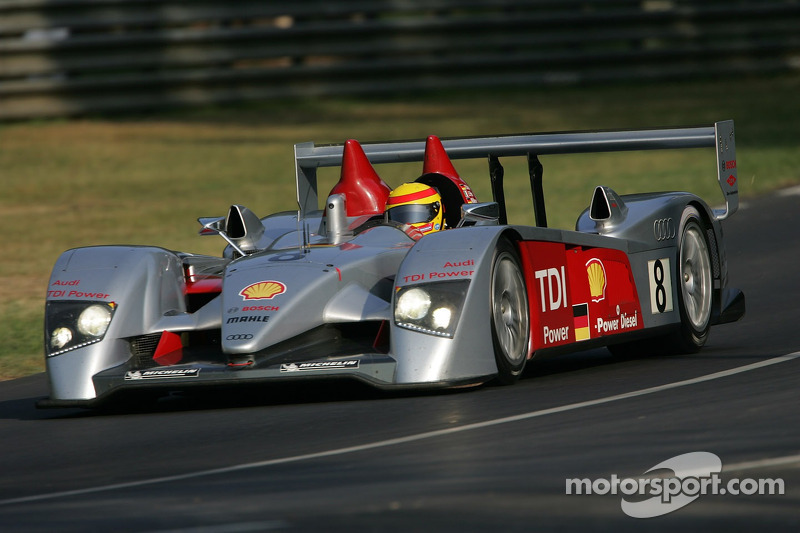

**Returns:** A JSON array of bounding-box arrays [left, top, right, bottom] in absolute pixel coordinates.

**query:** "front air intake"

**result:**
[[224, 205, 265, 252], [129, 333, 161, 368]]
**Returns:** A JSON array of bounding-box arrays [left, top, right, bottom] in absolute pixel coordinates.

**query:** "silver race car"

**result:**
[[39, 121, 745, 407]]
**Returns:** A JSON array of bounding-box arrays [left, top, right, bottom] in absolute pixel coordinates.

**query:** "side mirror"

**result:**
[[457, 202, 501, 227], [198, 216, 226, 235]]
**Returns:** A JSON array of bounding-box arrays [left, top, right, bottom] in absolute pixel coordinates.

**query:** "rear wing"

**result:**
[[294, 120, 738, 223]]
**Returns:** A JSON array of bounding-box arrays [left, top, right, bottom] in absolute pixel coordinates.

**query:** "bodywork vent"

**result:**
[[129, 333, 161, 369], [707, 228, 721, 278]]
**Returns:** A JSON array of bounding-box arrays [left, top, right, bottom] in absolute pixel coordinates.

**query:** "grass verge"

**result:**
[[1, 74, 799, 379]]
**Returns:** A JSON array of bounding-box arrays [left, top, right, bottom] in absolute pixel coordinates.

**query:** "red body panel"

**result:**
[[184, 277, 223, 295], [518, 241, 643, 353], [328, 139, 392, 217], [153, 330, 184, 366], [421, 135, 479, 206]]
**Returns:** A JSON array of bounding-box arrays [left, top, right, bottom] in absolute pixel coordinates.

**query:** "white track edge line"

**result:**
[[723, 453, 800, 473]]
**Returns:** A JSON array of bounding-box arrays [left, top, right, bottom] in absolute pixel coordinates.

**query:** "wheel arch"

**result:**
[[685, 199, 725, 318], [391, 226, 516, 385]]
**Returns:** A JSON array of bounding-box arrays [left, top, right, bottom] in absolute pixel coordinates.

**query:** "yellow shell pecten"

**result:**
[[586, 259, 606, 302], [240, 281, 286, 300]]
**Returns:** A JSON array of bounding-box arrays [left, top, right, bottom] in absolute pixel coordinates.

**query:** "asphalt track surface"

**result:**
[[1, 189, 799, 532]]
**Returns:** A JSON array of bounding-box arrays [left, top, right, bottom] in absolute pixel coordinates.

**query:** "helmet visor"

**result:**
[[386, 202, 439, 225]]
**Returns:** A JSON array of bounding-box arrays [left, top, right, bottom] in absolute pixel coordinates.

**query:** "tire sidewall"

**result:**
[[674, 206, 712, 350]]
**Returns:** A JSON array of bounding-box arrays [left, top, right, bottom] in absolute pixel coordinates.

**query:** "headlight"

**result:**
[[77, 304, 112, 337], [431, 307, 453, 330], [50, 327, 73, 350], [393, 281, 469, 338], [395, 288, 431, 321], [45, 301, 117, 357]]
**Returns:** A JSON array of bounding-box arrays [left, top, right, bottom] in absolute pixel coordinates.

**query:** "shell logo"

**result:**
[[239, 281, 286, 301], [586, 259, 607, 303]]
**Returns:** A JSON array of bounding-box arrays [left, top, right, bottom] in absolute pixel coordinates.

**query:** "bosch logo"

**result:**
[[653, 218, 676, 241], [226, 334, 253, 341]]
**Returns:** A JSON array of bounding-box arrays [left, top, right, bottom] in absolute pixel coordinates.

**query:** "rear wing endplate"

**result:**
[[713, 120, 738, 220], [294, 120, 738, 221]]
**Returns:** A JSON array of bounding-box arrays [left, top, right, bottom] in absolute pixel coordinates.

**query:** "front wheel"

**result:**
[[490, 238, 530, 384]]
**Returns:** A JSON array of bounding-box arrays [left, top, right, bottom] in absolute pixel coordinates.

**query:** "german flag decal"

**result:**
[[573, 303, 590, 341]]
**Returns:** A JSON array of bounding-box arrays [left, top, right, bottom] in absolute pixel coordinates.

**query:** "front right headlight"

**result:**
[[393, 281, 469, 338]]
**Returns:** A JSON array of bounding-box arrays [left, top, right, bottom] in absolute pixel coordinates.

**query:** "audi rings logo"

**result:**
[[226, 334, 253, 341], [653, 218, 676, 241]]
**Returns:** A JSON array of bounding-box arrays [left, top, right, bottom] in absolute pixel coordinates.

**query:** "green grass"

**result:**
[[2, 74, 799, 379]]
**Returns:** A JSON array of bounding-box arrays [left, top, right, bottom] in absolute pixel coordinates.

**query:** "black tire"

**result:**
[[669, 206, 713, 352], [490, 238, 530, 384], [609, 206, 713, 357]]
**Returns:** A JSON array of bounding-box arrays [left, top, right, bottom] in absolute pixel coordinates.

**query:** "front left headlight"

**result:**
[[394, 280, 469, 338], [45, 301, 117, 357]]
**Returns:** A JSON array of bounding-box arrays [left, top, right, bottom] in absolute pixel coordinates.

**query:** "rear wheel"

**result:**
[[609, 205, 713, 357], [490, 238, 530, 384], [670, 206, 713, 352]]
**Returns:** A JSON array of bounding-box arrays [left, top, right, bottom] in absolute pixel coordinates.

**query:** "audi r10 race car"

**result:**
[[39, 121, 745, 407]]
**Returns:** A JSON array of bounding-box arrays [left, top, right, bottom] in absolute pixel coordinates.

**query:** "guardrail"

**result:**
[[1, 0, 799, 120]]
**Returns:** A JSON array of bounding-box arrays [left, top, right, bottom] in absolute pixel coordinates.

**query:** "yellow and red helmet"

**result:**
[[385, 182, 443, 236]]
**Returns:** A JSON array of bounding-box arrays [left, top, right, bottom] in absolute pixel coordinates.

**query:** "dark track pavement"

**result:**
[[1, 189, 798, 532]]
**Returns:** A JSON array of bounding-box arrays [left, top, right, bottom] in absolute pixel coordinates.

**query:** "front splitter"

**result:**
[[40, 353, 396, 408]]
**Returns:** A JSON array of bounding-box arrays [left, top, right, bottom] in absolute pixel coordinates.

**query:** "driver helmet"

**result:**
[[385, 182, 443, 236]]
